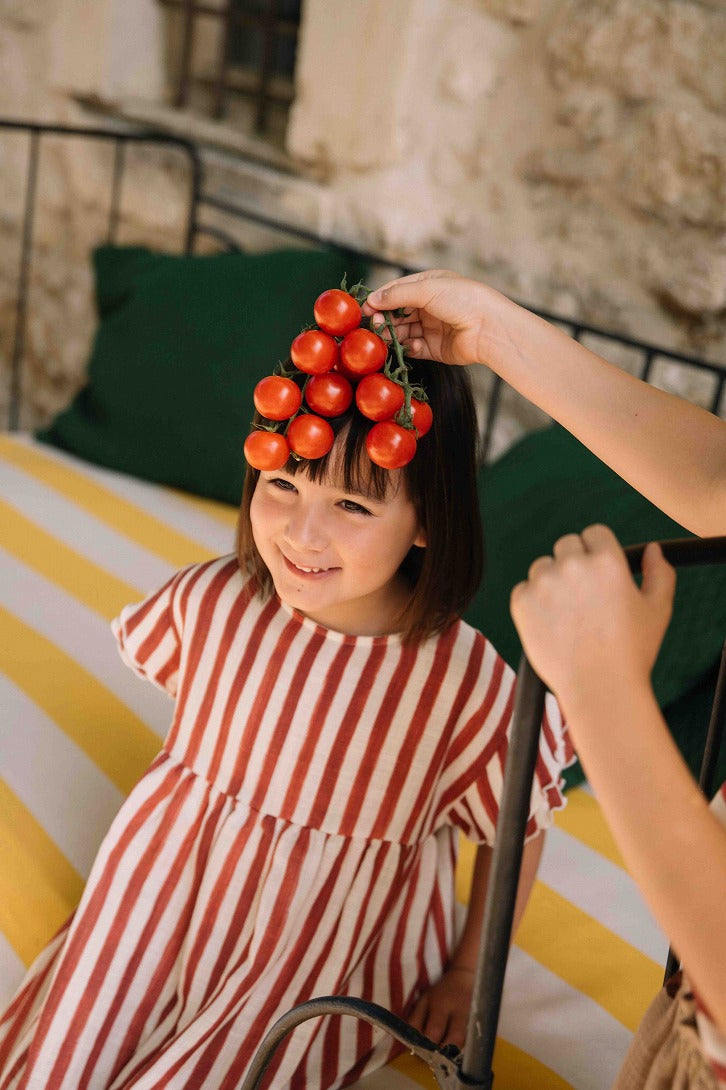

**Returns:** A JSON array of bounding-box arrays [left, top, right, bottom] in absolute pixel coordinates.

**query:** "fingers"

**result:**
[[641, 541, 677, 613], [443, 1007, 468, 1049], [527, 554, 555, 581], [511, 525, 620, 617], [362, 269, 459, 313], [579, 523, 622, 556], [420, 1006, 451, 1046], [414, 1005, 466, 1048], [407, 996, 427, 1035], [362, 273, 461, 324], [370, 317, 425, 343], [408, 995, 449, 1046], [552, 532, 585, 560], [408, 974, 471, 1049], [526, 526, 623, 578]]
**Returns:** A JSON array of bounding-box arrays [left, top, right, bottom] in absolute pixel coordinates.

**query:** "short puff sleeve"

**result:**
[[111, 565, 194, 698], [434, 643, 575, 845]]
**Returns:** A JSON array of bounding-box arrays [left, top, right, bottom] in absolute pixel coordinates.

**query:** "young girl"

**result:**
[[0, 354, 572, 1090], [365, 270, 726, 1087]]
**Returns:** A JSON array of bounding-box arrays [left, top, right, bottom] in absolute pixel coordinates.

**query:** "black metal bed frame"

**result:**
[[3, 118, 725, 450], [2, 118, 726, 1090]]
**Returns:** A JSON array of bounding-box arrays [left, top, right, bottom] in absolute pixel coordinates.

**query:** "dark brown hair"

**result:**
[[237, 359, 484, 642]]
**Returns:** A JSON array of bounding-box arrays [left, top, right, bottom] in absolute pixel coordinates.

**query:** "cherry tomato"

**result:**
[[291, 330, 339, 374], [411, 398, 433, 437], [287, 414, 335, 460], [304, 372, 353, 417], [355, 373, 404, 422], [253, 375, 302, 421], [365, 421, 417, 469], [313, 289, 361, 337], [334, 357, 361, 384], [244, 430, 290, 471], [339, 328, 387, 377]]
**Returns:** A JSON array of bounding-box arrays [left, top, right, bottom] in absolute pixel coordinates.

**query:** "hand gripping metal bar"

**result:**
[[240, 535, 726, 1090]]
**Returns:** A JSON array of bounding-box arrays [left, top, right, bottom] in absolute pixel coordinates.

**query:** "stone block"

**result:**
[[477, 0, 541, 24], [620, 106, 726, 228]]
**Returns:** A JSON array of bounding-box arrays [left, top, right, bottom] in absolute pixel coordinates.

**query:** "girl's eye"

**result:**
[[268, 477, 296, 493], [340, 499, 373, 516]]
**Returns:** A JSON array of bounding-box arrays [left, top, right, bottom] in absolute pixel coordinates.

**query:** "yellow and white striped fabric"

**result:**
[[0, 433, 668, 1090]]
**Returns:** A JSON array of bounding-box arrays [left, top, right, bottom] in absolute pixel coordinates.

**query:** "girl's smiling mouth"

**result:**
[[282, 554, 339, 578]]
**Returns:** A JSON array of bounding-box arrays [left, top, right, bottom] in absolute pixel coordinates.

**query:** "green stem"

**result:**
[[382, 311, 413, 428]]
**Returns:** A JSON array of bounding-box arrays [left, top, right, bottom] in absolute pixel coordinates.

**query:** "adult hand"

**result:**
[[509, 525, 676, 719], [362, 270, 503, 368]]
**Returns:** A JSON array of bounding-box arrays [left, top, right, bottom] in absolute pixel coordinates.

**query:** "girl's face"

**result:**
[[249, 455, 427, 637]]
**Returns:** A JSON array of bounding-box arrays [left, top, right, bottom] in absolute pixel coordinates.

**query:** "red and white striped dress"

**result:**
[[0, 555, 572, 1090]]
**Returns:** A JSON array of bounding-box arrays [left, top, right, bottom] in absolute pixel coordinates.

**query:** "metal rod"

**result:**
[[0, 122, 723, 379], [183, 140, 204, 254], [212, 1, 233, 119], [192, 224, 242, 252], [663, 638, 726, 982], [255, 0, 279, 134], [238, 997, 462, 1090], [698, 640, 726, 800], [624, 537, 726, 573], [8, 128, 40, 431], [196, 190, 415, 268], [0, 120, 201, 255], [480, 374, 502, 465], [175, 0, 196, 108], [641, 350, 655, 383], [158, 0, 299, 35], [459, 535, 726, 1077], [107, 138, 126, 244], [627, 541, 726, 986], [460, 657, 545, 1084]]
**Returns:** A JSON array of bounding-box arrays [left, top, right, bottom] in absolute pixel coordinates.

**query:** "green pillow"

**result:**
[[466, 424, 726, 788], [38, 245, 369, 506]]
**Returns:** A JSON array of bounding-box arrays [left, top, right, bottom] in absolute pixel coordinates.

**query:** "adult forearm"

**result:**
[[479, 290, 726, 537], [565, 679, 726, 1032]]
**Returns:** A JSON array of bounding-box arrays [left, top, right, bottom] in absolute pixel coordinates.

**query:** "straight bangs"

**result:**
[[237, 359, 484, 644], [285, 410, 392, 504]]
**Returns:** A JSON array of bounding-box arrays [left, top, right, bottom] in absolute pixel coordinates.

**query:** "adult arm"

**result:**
[[510, 525, 726, 1034], [364, 273, 726, 537]]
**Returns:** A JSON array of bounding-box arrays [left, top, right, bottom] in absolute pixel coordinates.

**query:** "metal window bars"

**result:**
[[239, 535, 726, 1090], [158, 0, 300, 134]]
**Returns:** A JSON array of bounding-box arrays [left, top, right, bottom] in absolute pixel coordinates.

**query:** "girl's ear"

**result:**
[[414, 525, 427, 549]]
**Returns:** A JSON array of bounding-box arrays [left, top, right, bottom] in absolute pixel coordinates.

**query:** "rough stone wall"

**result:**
[[289, 0, 726, 354], [1, 0, 724, 434]]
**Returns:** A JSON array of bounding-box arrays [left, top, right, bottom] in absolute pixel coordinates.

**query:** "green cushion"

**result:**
[[466, 424, 726, 788], [38, 245, 369, 506]]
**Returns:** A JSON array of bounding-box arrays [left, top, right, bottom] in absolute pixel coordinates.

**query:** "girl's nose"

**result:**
[[284, 505, 328, 552]]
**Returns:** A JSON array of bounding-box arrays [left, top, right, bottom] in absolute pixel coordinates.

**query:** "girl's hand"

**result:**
[[509, 525, 676, 721], [362, 271, 503, 369], [408, 966, 474, 1049]]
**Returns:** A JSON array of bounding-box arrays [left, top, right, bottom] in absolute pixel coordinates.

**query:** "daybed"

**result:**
[[2, 120, 725, 1090]]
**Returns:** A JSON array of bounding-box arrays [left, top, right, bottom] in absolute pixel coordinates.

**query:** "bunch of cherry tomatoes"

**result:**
[[244, 285, 433, 471]]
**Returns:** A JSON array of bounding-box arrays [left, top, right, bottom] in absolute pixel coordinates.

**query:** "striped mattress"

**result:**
[[0, 433, 668, 1089]]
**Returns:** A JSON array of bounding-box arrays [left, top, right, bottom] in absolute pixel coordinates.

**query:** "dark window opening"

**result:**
[[158, 0, 302, 142]]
